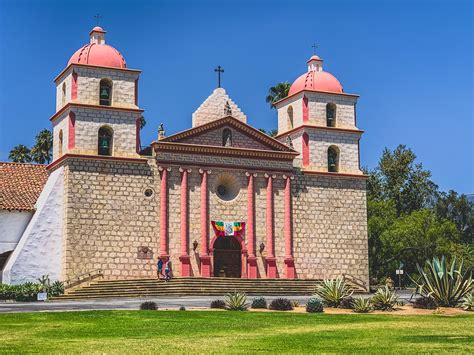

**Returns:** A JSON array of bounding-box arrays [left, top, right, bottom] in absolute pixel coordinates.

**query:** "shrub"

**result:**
[[269, 298, 293, 311], [210, 299, 226, 309], [224, 292, 249, 311], [306, 298, 323, 313], [49, 281, 65, 297], [460, 293, 473, 311], [315, 277, 354, 307], [372, 286, 398, 311], [16, 282, 41, 302], [352, 298, 373, 313], [413, 296, 437, 310], [140, 301, 157, 310], [340, 296, 355, 309], [251, 297, 267, 309], [179, 306, 186, 311], [291, 300, 300, 308], [410, 256, 473, 307]]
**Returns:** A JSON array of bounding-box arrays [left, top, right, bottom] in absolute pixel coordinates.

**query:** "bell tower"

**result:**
[[50, 26, 144, 162], [274, 54, 364, 176]]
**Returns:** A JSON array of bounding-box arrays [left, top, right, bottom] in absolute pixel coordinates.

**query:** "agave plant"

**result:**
[[315, 277, 354, 307], [352, 298, 373, 313], [410, 256, 473, 307], [460, 293, 473, 311], [224, 292, 249, 311], [372, 286, 398, 311]]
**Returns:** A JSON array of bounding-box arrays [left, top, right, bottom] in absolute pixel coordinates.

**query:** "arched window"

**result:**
[[58, 130, 63, 156], [328, 146, 339, 172], [61, 83, 66, 106], [287, 106, 294, 130], [222, 128, 232, 147], [98, 126, 113, 156], [99, 79, 112, 106], [326, 103, 336, 127]]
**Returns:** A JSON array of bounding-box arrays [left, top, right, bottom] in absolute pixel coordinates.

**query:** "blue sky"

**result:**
[[0, 0, 472, 194]]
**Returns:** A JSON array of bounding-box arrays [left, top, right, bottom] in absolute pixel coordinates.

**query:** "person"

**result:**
[[157, 258, 164, 279], [164, 257, 172, 282]]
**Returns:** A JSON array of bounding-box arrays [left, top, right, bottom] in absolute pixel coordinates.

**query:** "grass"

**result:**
[[0, 310, 472, 353]]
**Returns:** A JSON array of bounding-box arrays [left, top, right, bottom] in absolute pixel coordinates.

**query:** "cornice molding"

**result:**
[[50, 102, 144, 122], [54, 63, 142, 83], [275, 124, 364, 138], [47, 153, 148, 171]]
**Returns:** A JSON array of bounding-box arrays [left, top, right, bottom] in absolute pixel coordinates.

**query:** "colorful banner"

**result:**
[[211, 221, 246, 238]]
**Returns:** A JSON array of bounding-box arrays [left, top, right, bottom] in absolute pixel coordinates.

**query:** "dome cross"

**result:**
[[94, 14, 102, 26], [214, 65, 224, 88]]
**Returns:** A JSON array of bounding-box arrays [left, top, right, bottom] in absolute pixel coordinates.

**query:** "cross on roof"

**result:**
[[94, 14, 102, 26], [214, 65, 224, 88], [312, 43, 318, 54]]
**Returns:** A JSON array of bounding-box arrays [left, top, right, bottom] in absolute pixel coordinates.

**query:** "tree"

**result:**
[[258, 128, 278, 137], [8, 144, 32, 163], [367, 145, 438, 215], [139, 115, 146, 130], [30, 129, 53, 164], [435, 190, 474, 245], [265, 82, 291, 109]]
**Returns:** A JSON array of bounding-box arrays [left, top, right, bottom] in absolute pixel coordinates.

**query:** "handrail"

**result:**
[[342, 273, 368, 292], [64, 269, 103, 290]]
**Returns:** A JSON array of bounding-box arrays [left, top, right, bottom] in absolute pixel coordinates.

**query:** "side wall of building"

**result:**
[[0, 211, 33, 255], [292, 173, 369, 284]]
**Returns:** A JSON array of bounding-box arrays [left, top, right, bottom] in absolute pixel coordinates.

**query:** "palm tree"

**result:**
[[31, 129, 53, 164], [9, 144, 32, 163], [265, 82, 291, 109]]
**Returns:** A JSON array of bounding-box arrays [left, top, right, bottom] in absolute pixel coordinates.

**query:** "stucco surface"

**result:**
[[2, 168, 64, 284], [0, 211, 32, 254]]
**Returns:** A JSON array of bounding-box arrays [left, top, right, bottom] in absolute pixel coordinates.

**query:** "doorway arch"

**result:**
[[212, 236, 242, 278]]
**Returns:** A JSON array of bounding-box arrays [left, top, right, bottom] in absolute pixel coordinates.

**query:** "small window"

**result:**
[[99, 79, 112, 106], [326, 103, 336, 127], [222, 128, 232, 147], [287, 106, 294, 130], [328, 146, 339, 172], [62, 83, 66, 106], [98, 126, 113, 156], [58, 130, 63, 156]]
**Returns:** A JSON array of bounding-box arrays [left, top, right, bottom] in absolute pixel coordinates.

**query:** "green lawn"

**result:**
[[0, 310, 472, 353]]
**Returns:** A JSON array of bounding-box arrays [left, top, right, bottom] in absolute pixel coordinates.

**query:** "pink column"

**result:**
[[199, 169, 211, 277], [179, 168, 191, 277], [284, 175, 295, 278], [246, 172, 257, 279], [302, 132, 310, 168], [159, 167, 169, 261], [265, 174, 277, 278], [303, 95, 309, 122]]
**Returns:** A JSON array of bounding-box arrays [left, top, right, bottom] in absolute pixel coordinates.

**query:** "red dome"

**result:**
[[68, 43, 127, 69], [288, 70, 343, 96]]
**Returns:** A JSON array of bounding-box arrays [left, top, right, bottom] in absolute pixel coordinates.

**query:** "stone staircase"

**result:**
[[55, 277, 331, 300]]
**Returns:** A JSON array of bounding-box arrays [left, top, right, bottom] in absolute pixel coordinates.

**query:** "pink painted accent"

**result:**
[[68, 112, 76, 150], [134, 79, 138, 106], [71, 72, 78, 100], [90, 26, 105, 34], [247, 174, 257, 279], [160, 169, 168, 257], [289, 69, 343, 96], [135, 118, 141, 153], [284, 177, 295, 279], [307, 55, 322, 62], [180, 169, 191, 276], [200, 171, 211, 277], [68, 43, 127, 69], [303, 96, 309, 122], [302, 132, 309, 167], [265, 175, 277, 278]]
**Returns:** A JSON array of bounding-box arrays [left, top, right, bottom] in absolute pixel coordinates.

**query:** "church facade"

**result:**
[[2, 27, 369, 287]]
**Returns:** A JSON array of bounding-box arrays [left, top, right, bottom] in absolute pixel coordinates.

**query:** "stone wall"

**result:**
[[306, 129, 362, 174], [306, 92, 357, 129], [68, 106, 139, 158], [73, 66, 139, 109], [179, 124, 273, 151], [52, 111, 70, 161], [292, 173, 369, 284], [56, 72, 72, 112], [192, 88, 247, 127], [63, 158, 158, 280], [277, 94, 303, 134]]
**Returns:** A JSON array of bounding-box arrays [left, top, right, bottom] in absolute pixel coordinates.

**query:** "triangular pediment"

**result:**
[[161, 116, 294, 153]]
